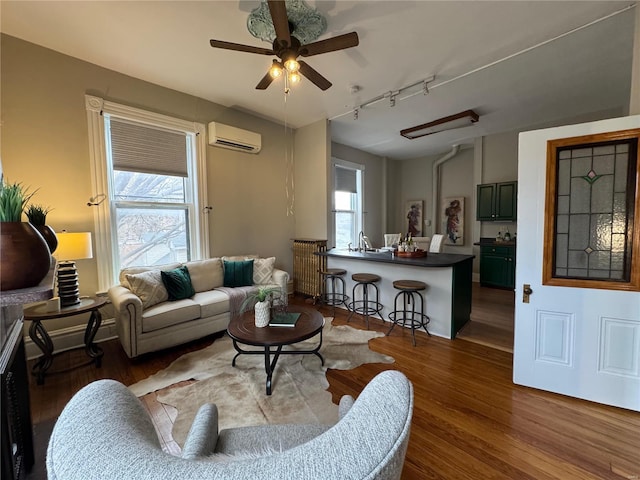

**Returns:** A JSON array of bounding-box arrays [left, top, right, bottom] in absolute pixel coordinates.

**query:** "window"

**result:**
[[333, 161, 363, 249], [543, 129, 640, 291], [85, 95, 208, 291]]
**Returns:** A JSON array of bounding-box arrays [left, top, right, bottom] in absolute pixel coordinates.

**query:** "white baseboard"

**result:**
[[24, 317, 118, 360]]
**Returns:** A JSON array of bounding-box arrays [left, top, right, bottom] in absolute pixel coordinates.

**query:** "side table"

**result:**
[[23, 296, 106, 385]]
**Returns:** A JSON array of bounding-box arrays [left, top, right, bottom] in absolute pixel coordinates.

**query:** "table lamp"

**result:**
[[54, 232, 93, 307]]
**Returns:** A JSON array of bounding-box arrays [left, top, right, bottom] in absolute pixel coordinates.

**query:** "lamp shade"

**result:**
[[54, 232, 93, 261]]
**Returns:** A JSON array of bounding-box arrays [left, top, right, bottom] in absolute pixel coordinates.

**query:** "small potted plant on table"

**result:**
[[241, 286, 284, 328]]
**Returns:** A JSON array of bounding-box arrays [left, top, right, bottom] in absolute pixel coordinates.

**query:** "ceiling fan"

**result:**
[[209, 0, 359, 91]]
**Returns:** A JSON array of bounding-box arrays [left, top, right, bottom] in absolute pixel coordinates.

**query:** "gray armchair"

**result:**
[[47, 370, 413, 480]]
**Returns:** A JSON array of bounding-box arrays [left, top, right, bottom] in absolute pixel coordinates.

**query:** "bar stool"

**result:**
[[387, 280, 431, 346], [347, 273, 383, 329], [319, 268, 349, 316]]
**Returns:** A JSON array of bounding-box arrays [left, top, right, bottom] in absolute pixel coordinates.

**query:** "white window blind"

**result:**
[[335, 165, 357, 193], [110, 118, 189, 177]]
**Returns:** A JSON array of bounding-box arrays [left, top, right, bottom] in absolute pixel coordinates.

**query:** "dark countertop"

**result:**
[[318, 249, 474, 267]]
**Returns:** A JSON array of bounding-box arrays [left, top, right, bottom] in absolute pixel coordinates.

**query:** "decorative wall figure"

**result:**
[[443, 197, 464, 245], [405, 200, 423, 237]]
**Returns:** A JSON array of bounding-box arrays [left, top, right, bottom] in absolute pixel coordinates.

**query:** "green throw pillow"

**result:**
[[223, 259, 254, 287], [161, 265, 195, 301]]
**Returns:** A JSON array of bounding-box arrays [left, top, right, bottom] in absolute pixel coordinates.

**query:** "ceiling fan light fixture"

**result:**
[[288, 71, 301, 85], [401, 109, 479, 139], [284, 58, 300, 73], [269, 60, 283, 78]]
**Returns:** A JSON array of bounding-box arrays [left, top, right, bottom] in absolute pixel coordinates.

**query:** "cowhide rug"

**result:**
[[129, 318, 394, 446]]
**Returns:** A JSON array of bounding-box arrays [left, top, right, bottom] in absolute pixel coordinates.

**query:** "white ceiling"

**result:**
[[1, 1, 636, 159]]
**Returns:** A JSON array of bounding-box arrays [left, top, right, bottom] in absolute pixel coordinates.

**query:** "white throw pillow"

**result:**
[[125, 270, 169, 309], [251, 257, 275, 285]]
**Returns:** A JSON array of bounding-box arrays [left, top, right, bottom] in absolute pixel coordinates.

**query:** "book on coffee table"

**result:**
[[269, 312, 301, 327]]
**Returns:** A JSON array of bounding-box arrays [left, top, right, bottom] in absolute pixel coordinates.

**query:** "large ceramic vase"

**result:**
[[33, 224, 58, 253], [0, 222, 51, 291], [254, 300, 271, 328]]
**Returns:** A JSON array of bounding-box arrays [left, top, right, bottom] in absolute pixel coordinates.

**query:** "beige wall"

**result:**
[[293, 119, 330, 240], [1, 35, 296, 332]]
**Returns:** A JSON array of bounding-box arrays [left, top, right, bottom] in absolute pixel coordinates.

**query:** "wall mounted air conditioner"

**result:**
[[207, 122, 262, 154]]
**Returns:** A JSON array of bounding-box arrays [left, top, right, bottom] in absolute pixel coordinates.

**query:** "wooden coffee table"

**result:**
[[226, 305, 325, 395]]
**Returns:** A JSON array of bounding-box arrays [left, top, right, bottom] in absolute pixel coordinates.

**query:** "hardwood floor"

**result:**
[[28, 294, 640, 479], [457, 282, 515, 352]]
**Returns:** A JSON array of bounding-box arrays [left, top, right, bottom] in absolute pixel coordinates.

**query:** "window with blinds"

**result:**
[[106, 116, 197, 270], [333, 162, 363, 249]]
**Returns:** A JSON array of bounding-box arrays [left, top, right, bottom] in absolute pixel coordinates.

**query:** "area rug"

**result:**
[[129, 318, 394, 446]]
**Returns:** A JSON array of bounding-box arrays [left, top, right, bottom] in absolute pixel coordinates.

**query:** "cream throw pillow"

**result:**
[[125, 270, 168, 308], [251, 257, 275, 285], [185, 258, 223, 293]]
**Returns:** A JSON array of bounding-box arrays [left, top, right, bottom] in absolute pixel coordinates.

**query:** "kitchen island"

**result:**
[[317, 249, 474, 339]]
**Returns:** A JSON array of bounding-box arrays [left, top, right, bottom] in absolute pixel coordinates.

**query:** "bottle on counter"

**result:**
[[496, 231, 503, 242], [503, 229, 511, 242]]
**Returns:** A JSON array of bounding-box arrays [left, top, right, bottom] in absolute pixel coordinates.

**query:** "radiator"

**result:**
[[292, 239, 327, 298]]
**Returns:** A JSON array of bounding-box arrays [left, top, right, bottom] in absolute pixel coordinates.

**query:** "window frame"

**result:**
[[85, 95, 208, 291]]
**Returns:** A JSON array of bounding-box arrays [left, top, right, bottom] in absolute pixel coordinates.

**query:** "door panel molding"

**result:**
[[535, 310, 574, 366], [599, 317, 640, 378]]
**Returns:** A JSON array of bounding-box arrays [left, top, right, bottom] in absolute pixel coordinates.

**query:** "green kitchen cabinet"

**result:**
[[476, 181, 517, 221], [479, 245, 515, 289]]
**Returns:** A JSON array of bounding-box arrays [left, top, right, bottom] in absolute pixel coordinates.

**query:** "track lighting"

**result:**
[[346, 76, 434, 121]]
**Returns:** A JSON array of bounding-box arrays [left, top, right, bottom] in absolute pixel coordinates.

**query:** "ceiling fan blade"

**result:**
[[210, 39, 274, 55], [255, 71, 275, 90], [268, 0, 291, 47], [299, 61, 332, 91], [300, 32, 359, 57]]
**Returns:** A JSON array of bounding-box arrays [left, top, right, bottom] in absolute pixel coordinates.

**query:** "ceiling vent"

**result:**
[[208, 122, 262, 154]]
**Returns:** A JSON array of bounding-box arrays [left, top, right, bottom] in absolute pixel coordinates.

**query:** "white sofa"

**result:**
[[108, 256, 289, 358]]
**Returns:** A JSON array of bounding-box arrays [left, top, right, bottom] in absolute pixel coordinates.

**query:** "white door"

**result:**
[[514, 115, 640, 411]]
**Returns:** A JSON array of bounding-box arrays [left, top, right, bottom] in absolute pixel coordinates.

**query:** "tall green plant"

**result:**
[[25, 204, 52, 226], [0, 177, 35, 222]]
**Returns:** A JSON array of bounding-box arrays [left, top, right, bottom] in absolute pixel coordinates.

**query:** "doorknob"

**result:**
[[523, 284, 533, 303]]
